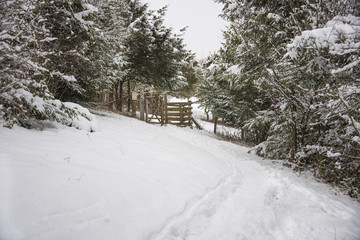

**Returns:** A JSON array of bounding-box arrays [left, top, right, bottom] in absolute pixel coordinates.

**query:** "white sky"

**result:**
[[145, 0, 227, 59]]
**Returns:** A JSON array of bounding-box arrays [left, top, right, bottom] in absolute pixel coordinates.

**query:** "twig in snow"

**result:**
[[119, 146, 125, 156], [332, 223, 337, 240]]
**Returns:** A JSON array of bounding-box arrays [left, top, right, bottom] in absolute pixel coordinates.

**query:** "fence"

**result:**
[[164, 101, 192, 127], [105, 94, 201, 129]]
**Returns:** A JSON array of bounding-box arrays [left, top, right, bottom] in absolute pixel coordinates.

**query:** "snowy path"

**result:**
[[149, 140, 360, 240], [1, 112, 360, 240], [148, 162, 242, 240]]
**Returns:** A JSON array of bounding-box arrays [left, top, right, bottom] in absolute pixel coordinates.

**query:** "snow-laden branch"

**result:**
[[74, 4, 98, 26], [331, 59, 360, 74], [286, 15, 360, 59]]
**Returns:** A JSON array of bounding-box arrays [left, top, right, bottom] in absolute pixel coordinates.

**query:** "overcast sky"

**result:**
[[145, 0, 227, 59]]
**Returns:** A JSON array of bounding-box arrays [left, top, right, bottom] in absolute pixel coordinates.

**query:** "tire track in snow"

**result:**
[[147, 162, 243, 240]]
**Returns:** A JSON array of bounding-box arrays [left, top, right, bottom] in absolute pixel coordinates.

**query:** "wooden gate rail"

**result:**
[[164, 101, 192, 127], [141, 95, 202, 129]]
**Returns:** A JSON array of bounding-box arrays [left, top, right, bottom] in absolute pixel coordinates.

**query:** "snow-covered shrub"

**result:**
[[249, 110, 292, 159], [242, 111, 271, 145], [0, 79, 96, 131], [63, 102, 98, 132], [281, 15, 360, 197], [206, 0, 359, 198], [0, 0, 97, 131]]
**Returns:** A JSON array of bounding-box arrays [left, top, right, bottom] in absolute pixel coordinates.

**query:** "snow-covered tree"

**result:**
[[39, 0, 114, 101], [203, 0, 360, 196], [281, 15, 360, 194], [0, 0, 128, 129], [86, 0, 129, 110], [0, 0, 190, 127], [174, 53, 203, 98], [123, 3, 188, 90], [0, 0, 93, 128]]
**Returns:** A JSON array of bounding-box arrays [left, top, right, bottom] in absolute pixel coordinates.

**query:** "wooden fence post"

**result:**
[[163, 95, 168, 124], [145, 98, 149, 122], [160, 96, 164, 126], [140, 95, 145, 121], [132, 100, 136, 118], [188, 101, 192, 127], [131, 92, 137, 118]]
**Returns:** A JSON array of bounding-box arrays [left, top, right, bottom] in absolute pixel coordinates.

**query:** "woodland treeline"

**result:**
[[0, 0, 193, 127], [198, 0, 360, 197], [1, 0, 359, 197]]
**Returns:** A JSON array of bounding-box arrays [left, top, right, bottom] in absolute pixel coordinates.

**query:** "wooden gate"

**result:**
[[145, 95, 165, 124], [144, 95, 193, 127], [164, 101, 192, 127]]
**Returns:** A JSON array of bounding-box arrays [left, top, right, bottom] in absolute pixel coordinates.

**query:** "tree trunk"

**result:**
[[214, 116, 218, 134], [119, 80, 123, 112], [108, 86, 114, 111], [114, 82, 119, 111], [127, 79, 131, 112], [291, 104, 298, 159]]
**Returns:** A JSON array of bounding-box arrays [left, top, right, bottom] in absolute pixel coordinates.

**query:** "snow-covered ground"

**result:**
[[1, 111, 360, 240]]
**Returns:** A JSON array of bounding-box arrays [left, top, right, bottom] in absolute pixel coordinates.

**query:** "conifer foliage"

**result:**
[[124, 4, 188, 90], [199, 0, 360, 197], [0, 0, 86, 128], [0, 0, 188, 128]]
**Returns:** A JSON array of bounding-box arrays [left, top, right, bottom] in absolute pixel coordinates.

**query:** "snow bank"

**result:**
[[1, 112, 360, 240], [63, 102, 98, 132]]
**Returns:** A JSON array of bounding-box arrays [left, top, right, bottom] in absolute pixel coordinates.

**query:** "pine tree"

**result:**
[[211, 0, 360, 197], [283, 14, 360, 195], [123, 3, 188, 90], [39, 0, 110, 101], [0, 0, 189, 127], [88, 0, 129, 111], [0, 0, 110, 128], [0, 0, 78, 128], [174, 53, 202, 98]]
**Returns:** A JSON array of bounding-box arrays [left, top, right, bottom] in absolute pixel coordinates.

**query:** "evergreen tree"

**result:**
[[0, 0, 190, 127], [0, 0, 85, 128], [206, 0, 360, 197], [0, 0, 124, 128], [88, 0, 129, 110], [174, 53, 202, 98], [281, 15, 360, 194], [123, 3, 188, 90], [39, 0, 111, 101]]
